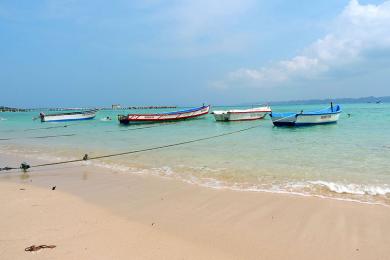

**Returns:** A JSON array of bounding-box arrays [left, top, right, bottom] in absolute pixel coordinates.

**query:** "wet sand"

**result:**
[[1, 153, 390, 259]]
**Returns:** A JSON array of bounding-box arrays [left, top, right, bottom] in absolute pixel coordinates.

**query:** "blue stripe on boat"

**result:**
[[45, 116, 96, 122], [269, 112, 296, 118], [163, 106, 207, 115], [270, 105, 342, 118]]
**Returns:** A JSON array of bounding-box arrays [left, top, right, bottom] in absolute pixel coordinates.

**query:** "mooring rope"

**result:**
[[0, 134, 76, 141], [105, 122, 178, 133], [1, 121, 179, 141], [0, 124, 262, 172], [0, 120, 99, 133], [23, 125, 70, 131], [0, 124, 69, 133]]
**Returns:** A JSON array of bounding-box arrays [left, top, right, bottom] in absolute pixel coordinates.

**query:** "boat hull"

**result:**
[[118, 106, 210, 124], [272, 113, 341, 126], [271, 105, 342, 126], [212, 107, 271, 122], [41, 111, 97, 122], [294, 113, 340, 126]]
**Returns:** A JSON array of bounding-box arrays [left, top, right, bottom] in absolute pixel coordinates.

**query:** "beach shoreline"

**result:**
[[1, 153, 390, 259], [1, 103, 390, 207]]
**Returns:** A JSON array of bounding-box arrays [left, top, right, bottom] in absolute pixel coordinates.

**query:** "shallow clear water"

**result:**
[[1, 103, 390, 205]]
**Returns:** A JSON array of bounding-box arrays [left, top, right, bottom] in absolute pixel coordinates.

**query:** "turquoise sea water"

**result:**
[[1, 103, 390, 205]]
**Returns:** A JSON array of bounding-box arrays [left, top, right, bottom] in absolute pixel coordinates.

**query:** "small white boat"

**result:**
[[39, 109, 98, 122], [212, 106, 271, 121], [270, 104, 341, 126]]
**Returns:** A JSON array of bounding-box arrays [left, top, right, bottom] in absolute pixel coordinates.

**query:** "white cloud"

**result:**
[[218, 0, 390, 88]]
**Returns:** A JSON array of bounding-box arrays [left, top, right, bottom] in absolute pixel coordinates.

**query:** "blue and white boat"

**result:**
[[39, 109, 98, 122], [270, 104, 342, 126]]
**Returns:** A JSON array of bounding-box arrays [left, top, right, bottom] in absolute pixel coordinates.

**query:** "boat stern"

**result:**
[[212, 111, 229, 121], [270, 112, 297, 126]]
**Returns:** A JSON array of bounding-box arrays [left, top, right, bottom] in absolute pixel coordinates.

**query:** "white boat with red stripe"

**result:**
[[212, 106, 271, 122], [118, 105, 210, 124]]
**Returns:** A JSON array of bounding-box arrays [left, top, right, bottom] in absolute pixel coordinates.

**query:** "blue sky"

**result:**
[[1, 0, 389, 107]]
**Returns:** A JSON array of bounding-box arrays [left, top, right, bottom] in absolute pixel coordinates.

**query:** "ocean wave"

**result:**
[[0, 117, 7, 121], [185, 178, 390, 206], [2, 147, 390, 206], [310, 181, 390, 196], [185, 165, 226, 173], [87, 160, 175, 178]]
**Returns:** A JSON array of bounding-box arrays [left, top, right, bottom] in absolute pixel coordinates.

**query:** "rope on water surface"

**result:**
[[1, 120, 178, 139], [0, 134, 76, 141], [1, 123, 76, 133], [104, 122, 178, 133], [0, 124, 263, 173]]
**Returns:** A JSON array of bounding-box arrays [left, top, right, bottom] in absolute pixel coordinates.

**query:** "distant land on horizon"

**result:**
[[242, 96, 390, 106], [1, 96, 389, 111]]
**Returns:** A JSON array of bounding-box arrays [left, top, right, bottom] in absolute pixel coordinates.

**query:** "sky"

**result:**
[[0, 0, 390, 107]]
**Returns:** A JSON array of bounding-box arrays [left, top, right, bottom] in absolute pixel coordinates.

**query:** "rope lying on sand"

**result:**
[[0, 124, 262, 172]]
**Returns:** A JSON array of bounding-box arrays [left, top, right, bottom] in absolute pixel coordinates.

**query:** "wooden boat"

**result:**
[[118, 105, 210, 124], [39, 109, 98, 122], [270, 104, 342, 126], [212, 106, 271, 121]]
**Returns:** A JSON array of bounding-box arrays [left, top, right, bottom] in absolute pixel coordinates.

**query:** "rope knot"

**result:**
[[20, 162, 30, 172]]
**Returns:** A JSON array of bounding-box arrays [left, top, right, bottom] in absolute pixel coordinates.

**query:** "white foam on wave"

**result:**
[[184, 177, 390, 207], [310, 180, 390, 196], [149, 166, 175, 177], [87, 160, 135, 173], [0, 117, 7, 121], [185, 165, 226, 173], [3, 147, 390, 207], [87, 160, 175, 179]]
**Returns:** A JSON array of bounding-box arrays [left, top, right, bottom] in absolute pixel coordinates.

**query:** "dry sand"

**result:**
[[1, 153, 390, 260]]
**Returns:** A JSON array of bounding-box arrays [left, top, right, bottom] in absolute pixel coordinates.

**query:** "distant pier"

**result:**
[[1, 105, 178, 112], [0, 106, 29, 112]]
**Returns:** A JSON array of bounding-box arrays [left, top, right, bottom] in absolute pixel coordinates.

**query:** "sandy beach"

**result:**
[[1, 153, 390, 260], [3, 0, 390, 259]]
